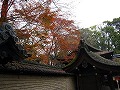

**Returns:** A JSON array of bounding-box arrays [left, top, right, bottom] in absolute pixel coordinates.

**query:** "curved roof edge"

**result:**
[[84, 40, 102, 52], [85, 49, 120, 72], [63, 48, 86, 72], [63, 44, 120, 73]]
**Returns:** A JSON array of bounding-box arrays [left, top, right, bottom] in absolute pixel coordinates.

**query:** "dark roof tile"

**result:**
[[88, 51, 120, 66], [0, 61, 69, 75]]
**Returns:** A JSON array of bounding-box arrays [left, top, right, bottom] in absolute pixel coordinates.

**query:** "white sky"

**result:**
[[58, 0, 120, 28]]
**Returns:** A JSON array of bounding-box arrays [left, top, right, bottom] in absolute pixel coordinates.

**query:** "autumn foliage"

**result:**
[[0, 0, 80, 65]]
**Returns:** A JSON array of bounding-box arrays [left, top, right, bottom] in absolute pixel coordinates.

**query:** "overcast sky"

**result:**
[[58, 0, 120, 28]]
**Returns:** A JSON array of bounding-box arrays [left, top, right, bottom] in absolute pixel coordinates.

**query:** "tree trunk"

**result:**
[[0, 0, 9, 24]]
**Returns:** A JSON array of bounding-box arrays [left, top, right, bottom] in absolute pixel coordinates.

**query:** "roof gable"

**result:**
[[63, 40, 120, 73]]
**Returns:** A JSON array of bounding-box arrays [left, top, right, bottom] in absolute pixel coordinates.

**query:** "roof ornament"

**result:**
[[82, 61, 88, 68], [0, 22, 29, 64]]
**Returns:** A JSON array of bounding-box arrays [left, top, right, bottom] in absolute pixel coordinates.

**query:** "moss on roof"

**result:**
[[88, 51, 120, 66], [0, 61, 68, 75], [63, 55, 78, 68]]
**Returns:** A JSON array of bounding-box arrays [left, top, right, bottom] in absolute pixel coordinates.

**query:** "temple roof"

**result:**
[[63, 40, 120, 73], [0, 22, 120, 75]]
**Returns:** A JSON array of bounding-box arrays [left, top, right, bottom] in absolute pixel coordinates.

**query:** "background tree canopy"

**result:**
[[80, 17, 120, 54], [0, 0, 80, 66], [1, 0, 120, 66]]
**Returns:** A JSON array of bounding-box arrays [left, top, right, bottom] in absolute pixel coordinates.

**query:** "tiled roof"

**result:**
[[88, 51, 120, 66], [0, 61, 68, 75]]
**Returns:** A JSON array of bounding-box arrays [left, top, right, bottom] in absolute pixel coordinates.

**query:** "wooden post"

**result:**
[[108, 74, 115, 90], [76, 74, 80, 90]]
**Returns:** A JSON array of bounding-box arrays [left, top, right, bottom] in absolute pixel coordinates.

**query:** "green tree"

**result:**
[[80, 26, 103, 50], [103, 18, 120, 53], [80, 17, 120, 54]]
